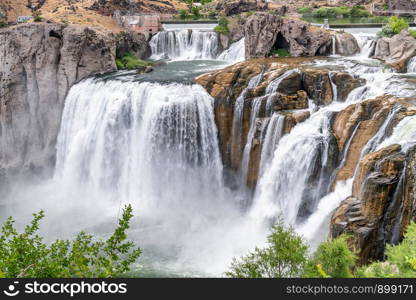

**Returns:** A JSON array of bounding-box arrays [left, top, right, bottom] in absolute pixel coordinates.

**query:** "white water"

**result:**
[[149, 29, 219, 60], [51, 78, 268, 275], [217, 38, 246, 63], [408, 57, 416, 73], [377, 116, 416, 151]]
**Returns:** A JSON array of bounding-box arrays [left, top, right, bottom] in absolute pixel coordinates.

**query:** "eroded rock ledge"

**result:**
[[195, 58, 363, 187]]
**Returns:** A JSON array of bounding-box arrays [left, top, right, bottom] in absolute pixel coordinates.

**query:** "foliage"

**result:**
[[33, 10, 43, 22], [297, 7, 312, 15], [309, 6, 370, 18], [115, 52, 152, 70], [0, 21, 7, 28], [214, 17, 229, 34], [304, 235, 356, 278], [226, 220, 308, 278], [208, 10, 217, 19], [355, 261, 400, 278], [270, 49, 290, 57], [409, 29, 416, 39], [191, 6, 201, 20], [0, 205, 141, 278], [378, 16, 409, 37], [179, 9, 189, 20]]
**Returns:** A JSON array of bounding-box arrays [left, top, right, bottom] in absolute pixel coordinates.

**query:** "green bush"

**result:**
[[270, 49, 290, 57], [409, 29, 416, 39], [0, 205, 141, 277], [191, 6, 201, 20], [33, 11, 43, 22], [226, 220, 308, 278], [311, 6, 370, 18], [0, 21, 7, 28], [208, 10, 217, 19], [304, 235, 356, 278], [116, 52, 152, 70], [297, 7, 312, 15], [214, 17, 229, 34], [179, 9, 189, 20], [378, 16, 409, 37]]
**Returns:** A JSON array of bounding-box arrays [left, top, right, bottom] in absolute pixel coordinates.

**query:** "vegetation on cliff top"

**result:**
[[227, 221, 416, 278], [214, 17, 229, 34], [298, 5, 370, 18], [116, 51, 153, 70], [378, 16, 416, 39], [0, 205, 141, 278]]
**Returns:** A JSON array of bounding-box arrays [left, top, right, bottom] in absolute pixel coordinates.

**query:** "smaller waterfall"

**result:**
[[331, 35, 336, 56], [376, 116, 416, 151], [217, 38, 246, 62], [259, 113, 285, 173], [149, 29, 218, 60], [353, 33, 376, 58], [230, 74, 263, 167], [329, 71, 338, 102], [408, 57, 416, 73]]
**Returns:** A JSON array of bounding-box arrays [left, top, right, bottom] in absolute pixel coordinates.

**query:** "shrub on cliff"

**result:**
[[116, 52, 152, 70], [378, 16, 409, 37], [304, 235, 357, 278], [226, 220, 308, 278], [214, 17, 229, 34], [0, 205, 141, 278], [0, 21, 7, 28]]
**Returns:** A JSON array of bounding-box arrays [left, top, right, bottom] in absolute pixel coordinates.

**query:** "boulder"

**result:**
[[244, 12, 283, 59], [334, 32, 360, 56], [374, 30, 416, 72], [214, 0, 268, 16]]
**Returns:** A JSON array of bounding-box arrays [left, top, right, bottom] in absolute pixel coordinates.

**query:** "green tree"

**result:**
[[0, 205, 141, 278], [33, 10, 43, 22], [179, 9, 189, 20], [304, 235, 356, 278], [214, 17, 229, 34], [226, 220, 308, 278], [191, 6, 200, 20], [378, 16, 409, 37]]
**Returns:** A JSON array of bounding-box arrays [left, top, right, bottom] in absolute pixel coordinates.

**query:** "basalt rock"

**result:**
[[195, 57, 361, 187], [374, 30, 416, 72], [331, 144, 416, 264], [333, 32, 360, 56], [0, 23, 117, 181], [115, 30, 150, 59]]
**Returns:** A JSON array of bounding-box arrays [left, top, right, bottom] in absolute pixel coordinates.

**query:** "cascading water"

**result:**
[[217, 38, 246, 62], [149, 29, 219, 60], [353, 32, 376, 58], [408, 57, 416, 73]]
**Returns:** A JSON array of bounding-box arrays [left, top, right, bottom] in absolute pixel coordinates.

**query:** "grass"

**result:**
[[116, 52, 153, 70], [270, 49, 290, 57], [299, 6, 370, 19]]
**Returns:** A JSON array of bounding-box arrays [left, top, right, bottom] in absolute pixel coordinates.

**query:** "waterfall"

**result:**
[[55, 78, 225, 212], [329, 71, 338, 102], [217, 38, 246, 62], [259, 113, 285, 174], [376, 115, 416, 151], [408, 57, 416, 73], [149, 29, 218, 60], [353, 33, 376, 58], [331, 35, 336, 56], [265, 69, 300, 114], [230, 74, 263, 168], [250, 108, 336, 225]]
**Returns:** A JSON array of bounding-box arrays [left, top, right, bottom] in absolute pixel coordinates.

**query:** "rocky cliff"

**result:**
[[195, 58, 363, 187], [0, 23, 117, 182], [225, 12, 359, 59]]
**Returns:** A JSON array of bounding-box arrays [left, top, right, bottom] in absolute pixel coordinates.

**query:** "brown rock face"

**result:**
[[374, 30, 416, 72], [214, 0, 269, 16], [0, 23, 117, 179], [330, 72, 364, 102], [334, 32, 360, 56], [195, 58, 362, 187], [331, 144, 416, 264], [330, 96, 416, 264]]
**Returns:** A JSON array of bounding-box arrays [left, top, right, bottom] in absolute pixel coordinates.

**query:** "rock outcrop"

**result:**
[[374, 30, 416, 72], [195, 58, 363, 187], [0, 23, 117, 180], [211, 0, 269, 16], [242, 13, 359, 59], [330, 96, 416, 264], [115, 31, 150, 59]]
